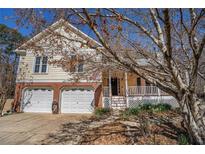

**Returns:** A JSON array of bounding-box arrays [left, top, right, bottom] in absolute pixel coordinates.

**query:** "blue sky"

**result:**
[[0, 8, 97, 40], [0, 8, 33, 36]]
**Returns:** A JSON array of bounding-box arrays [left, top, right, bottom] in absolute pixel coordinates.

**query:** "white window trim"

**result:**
[[33, 56, 48, 74]]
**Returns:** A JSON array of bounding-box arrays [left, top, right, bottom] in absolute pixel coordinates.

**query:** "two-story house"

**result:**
[[13, 19, 174, 114]]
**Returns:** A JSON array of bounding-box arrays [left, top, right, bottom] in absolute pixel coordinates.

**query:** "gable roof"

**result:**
[[15, 19, 102, 53]]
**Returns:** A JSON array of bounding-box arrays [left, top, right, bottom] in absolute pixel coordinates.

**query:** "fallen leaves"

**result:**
[[42, 110, 187, 145]]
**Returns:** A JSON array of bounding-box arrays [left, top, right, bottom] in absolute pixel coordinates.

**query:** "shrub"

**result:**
[[127, 107, 140, 115], [122, 107, 141, 119], [139, 103, 171, 112], [154, 103, 172, 112], [178, 134, 189, 145], [122, 103, 172, 118], [139, 103, 152, 110], [123, 103, 171, 117], [94, 108, 110, 117]]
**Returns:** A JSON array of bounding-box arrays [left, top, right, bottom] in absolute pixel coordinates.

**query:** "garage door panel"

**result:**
[[61, 89, 94, 113], [22, 89, 53, 113]]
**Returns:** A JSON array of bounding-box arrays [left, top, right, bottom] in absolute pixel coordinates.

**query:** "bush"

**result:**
[[139, 103, 153, 110], [122, 103, 172, 118], [139, 103, 172, 112], [94, 108, 110, 117], [126, 107, 140, 115], [122, 107, 140, 119], [178, 134, 189, 145], [154, 103, 172, 112]]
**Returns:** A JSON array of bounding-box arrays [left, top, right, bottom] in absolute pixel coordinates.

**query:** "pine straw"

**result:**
[[81, 122, 130, 145], [42, 110, 187, 145], [80, 111, 185, 145], [137, 134, 177, 145]]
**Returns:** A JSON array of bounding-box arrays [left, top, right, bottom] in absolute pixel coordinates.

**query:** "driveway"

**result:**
[[0, 113, 91, 145]]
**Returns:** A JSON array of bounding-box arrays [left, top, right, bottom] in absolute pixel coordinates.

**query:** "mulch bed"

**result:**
[[80, 122, 131, 144], [41, 110, 188, 145]]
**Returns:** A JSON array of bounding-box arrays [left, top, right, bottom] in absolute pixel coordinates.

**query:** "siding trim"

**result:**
[[16, 79, 102, 83]]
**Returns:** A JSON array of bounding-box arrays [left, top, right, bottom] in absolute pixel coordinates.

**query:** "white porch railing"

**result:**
[[128, 86, 161, 96], [103, 86, 167, 97]]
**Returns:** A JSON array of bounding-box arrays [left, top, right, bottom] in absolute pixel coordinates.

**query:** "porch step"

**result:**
[[111, 97, 127, 109]]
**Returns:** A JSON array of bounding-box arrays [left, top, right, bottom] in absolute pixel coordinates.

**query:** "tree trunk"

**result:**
[[179, 92, 205, 144], [0, 94, 7, 116]]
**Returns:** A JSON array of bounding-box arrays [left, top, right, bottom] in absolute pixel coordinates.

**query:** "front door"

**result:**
[[111, 78, 118, 96]]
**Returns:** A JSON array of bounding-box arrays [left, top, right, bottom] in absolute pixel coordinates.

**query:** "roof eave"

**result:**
[[15, 49, 26, 55]]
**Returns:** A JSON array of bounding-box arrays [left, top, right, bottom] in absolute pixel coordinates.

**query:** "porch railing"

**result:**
[[128, 86, 160, 96], [103, 86, 167, 97]]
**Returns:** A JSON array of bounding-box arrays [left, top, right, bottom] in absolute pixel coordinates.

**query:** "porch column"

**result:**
[[125, 72, 129, 107], [157, 87, 161, 103], [108, 70, 112, 105]]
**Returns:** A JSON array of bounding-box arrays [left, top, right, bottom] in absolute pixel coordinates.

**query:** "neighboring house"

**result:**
[[13, 19, 174, 114]]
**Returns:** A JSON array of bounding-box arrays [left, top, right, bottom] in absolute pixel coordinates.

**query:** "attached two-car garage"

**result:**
[[21, 87, 94, 113]]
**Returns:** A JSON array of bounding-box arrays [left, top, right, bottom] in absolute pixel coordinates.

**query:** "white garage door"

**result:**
[[22, 88, 53, 113], [61, 88, 94, 113]]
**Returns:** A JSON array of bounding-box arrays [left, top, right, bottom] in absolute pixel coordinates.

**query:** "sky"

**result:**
[[0, 8, 140, 42], [0, 8, 200, 49], [0, 8, 98, 39], [0, 8, 33, 36]]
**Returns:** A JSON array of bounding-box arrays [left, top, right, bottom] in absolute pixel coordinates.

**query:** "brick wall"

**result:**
[[14, 82, 102, 113]]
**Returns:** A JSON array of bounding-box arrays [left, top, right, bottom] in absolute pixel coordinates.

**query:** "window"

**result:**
[[34, 56, 41, 73], [41, 57, 48, 73], [34, 56, 48, 73], [77, 62, 84, 72], [70, 54, 77, 72], [70, 54, 84, 73]]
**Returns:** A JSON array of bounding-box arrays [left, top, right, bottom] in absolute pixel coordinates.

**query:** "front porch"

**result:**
[[102, 70, 173, 109]]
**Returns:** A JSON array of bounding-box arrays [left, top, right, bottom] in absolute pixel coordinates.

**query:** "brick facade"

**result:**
[[14, 82, 103, 113]]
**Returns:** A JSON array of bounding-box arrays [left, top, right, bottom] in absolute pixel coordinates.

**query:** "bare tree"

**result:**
[[14, 8, 205, 144], [0, 24, 24, 115]]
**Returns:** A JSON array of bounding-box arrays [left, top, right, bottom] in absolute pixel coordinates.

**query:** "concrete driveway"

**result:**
[[0, 113, 91, 145]]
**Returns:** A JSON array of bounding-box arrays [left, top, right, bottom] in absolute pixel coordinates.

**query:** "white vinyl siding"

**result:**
[[17, 54, 69, 81], [16, 25, 101, 83]]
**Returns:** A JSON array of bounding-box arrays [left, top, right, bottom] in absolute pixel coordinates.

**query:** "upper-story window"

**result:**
[[34, 56, 48, 73], [77, 62, 84, 72], [70, 54, 84, 73]]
